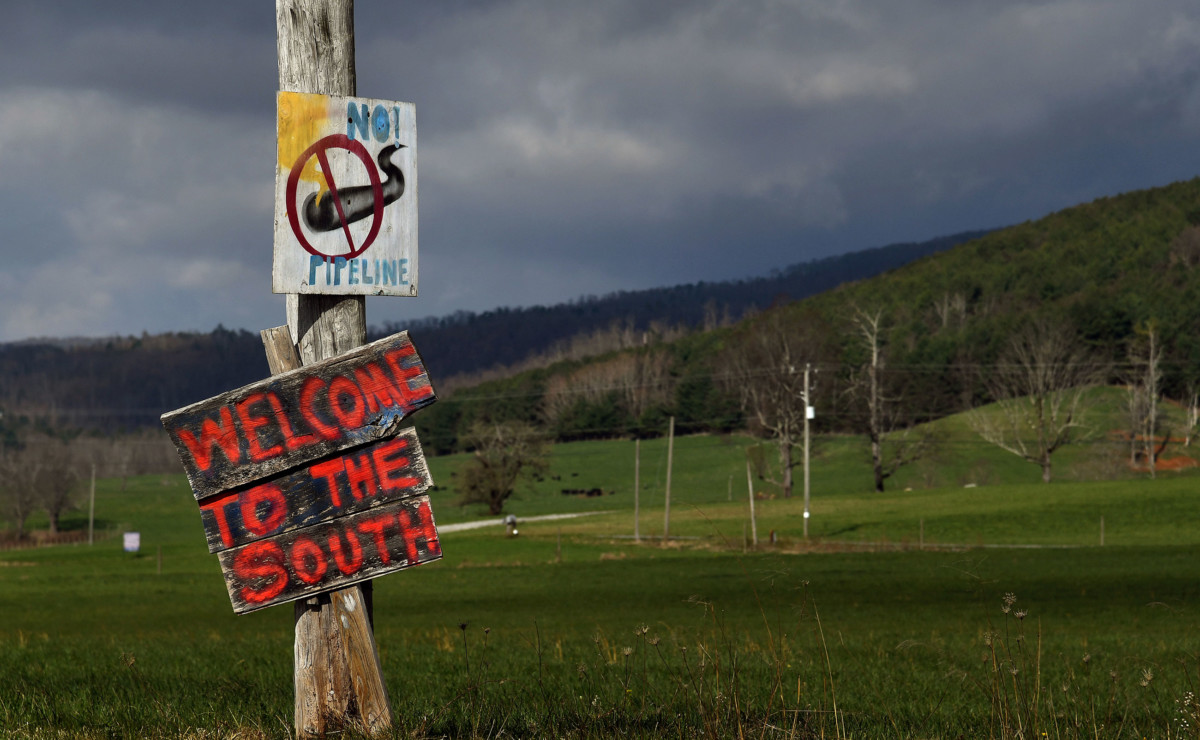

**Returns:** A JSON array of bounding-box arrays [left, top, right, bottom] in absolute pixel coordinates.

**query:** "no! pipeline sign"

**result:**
[[161, 331, 441, 614], [273, 91, 418, 297]]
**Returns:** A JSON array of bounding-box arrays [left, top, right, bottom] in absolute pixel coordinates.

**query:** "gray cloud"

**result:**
[[1, 0, 1199, 340]]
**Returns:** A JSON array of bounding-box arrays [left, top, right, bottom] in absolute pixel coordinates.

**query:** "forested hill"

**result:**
[[382, 229, 989, 378], [0, 230, 984, 430], [400, 175, 1200, 453], [795, 176, 1200, 411]]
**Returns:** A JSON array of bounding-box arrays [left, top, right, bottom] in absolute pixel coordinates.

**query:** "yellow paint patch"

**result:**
[[278, 91, 332, 203]]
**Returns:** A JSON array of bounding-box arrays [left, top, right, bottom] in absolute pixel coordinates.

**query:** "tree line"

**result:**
[[0, 426, 178, 541], [422, 300, 1187, 514]]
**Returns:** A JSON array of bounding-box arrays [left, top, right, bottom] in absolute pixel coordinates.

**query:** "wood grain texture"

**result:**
[[162, 330, 435, 500], [288, 293, 368, 369], [262, 325, 302, 375], [277, 0, 355, 97], [197, 428, 432, 553], [331, 587, 391, 728]]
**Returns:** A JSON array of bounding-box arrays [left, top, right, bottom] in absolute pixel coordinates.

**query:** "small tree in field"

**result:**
[[458, 421, 549, 515], [0, 447, 39, 539]]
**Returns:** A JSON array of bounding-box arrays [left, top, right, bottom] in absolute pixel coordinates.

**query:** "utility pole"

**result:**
[[277, 2, 392, 736], [803, 363, 811, 539], [745, 458, 757, 547], [88, 463, 95, 546], [634, 438, 641, 542], [663, 416, 674, 541]]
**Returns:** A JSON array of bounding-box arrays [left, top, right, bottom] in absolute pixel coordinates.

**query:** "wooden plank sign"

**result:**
[[221, 494, 440, 614], [162, 331, 435, 500], [161, 330, 442, 614], [273, 91, 417, 297], [197, 429, 430, 554]]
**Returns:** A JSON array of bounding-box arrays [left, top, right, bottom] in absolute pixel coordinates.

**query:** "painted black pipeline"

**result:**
[[302, 144, 406, 232]]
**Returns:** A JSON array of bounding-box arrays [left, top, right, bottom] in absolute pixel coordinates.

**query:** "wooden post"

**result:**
[[633, 439, 641, 543], [745, 459, 757, 547], [276, 2, 394, 736], [1100, 515, 1105, 546], [663, 416, 674, 541], [803, 363, 811, 539], [88, 464, 95, 546], [262, 327, 392, 736]]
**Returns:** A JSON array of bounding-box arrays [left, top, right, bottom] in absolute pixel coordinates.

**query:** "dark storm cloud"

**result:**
[[1, 1, 1199, 339]]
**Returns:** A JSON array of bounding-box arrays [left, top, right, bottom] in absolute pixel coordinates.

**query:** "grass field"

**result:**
[[3, 423, 1200, 738]]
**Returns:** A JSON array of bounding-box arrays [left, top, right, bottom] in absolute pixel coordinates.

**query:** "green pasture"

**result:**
[[2, 421, 1200, 738]]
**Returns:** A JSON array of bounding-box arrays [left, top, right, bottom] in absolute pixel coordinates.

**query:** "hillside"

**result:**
[[0, 231, 982, 431], [383, 229, 988, 379], [413, 176, 1200, 452]]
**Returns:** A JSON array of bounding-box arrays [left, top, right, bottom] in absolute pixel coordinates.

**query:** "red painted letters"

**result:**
[[218, 496, 441, 613], [232, 541, 289, 604], [177, 407, 241, 472], [163, 331, 436, 499]]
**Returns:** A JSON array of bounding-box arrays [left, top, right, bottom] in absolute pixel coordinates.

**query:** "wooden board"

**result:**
[[273, 91, 418, 297], [161, 331, 435, 500], [197, 428, 430, 553], [220, 494, 441, 614]]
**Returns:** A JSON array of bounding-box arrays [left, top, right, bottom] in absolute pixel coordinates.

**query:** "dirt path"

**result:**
[[438, 511, 608, 533]]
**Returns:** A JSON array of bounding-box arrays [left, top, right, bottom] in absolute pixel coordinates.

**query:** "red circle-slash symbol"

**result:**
[[286, 134, 385, 259]]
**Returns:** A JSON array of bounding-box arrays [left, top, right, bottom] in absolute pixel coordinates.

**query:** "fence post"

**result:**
[[634, 439, 641, 542], [746, 459, 758, 547], [663, 416, 674, 541]]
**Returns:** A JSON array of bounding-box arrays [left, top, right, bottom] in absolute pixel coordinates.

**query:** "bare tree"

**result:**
[[969, 317, 1105, 483], [849, 308, 932, 492], [458, 421, 550, 515], [33, 438, 81, 534], [541, 349, 672, 429], [0, 447, 42, 539], [721, 309, 825, 499], [0, 436, 82, 537], [1185, 381, 1199, 448], [1126, 322, 1166, 477]]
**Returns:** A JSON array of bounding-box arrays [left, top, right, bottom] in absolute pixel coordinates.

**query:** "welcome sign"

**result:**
[[161, 331, 441, 613]]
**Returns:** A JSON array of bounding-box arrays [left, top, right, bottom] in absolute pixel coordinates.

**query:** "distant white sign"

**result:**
[[123, 532, 140, 553], [273, 91, 418, 297]]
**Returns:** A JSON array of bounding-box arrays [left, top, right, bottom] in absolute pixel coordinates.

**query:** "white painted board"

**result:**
[[272, 92, 418, 296]]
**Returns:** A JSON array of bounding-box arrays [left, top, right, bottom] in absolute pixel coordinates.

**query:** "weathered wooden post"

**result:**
[[276, 3, 387, 735]]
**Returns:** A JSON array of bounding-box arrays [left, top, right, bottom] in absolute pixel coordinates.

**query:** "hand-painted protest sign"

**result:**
[[273, 91, 417, 297], [220, 494, 440, 614], [162, 331, 435, 500], [161, 330, 440, 614]]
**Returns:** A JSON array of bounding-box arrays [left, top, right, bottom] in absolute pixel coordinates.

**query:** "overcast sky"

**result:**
[[2, 1, 1199, 342]]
